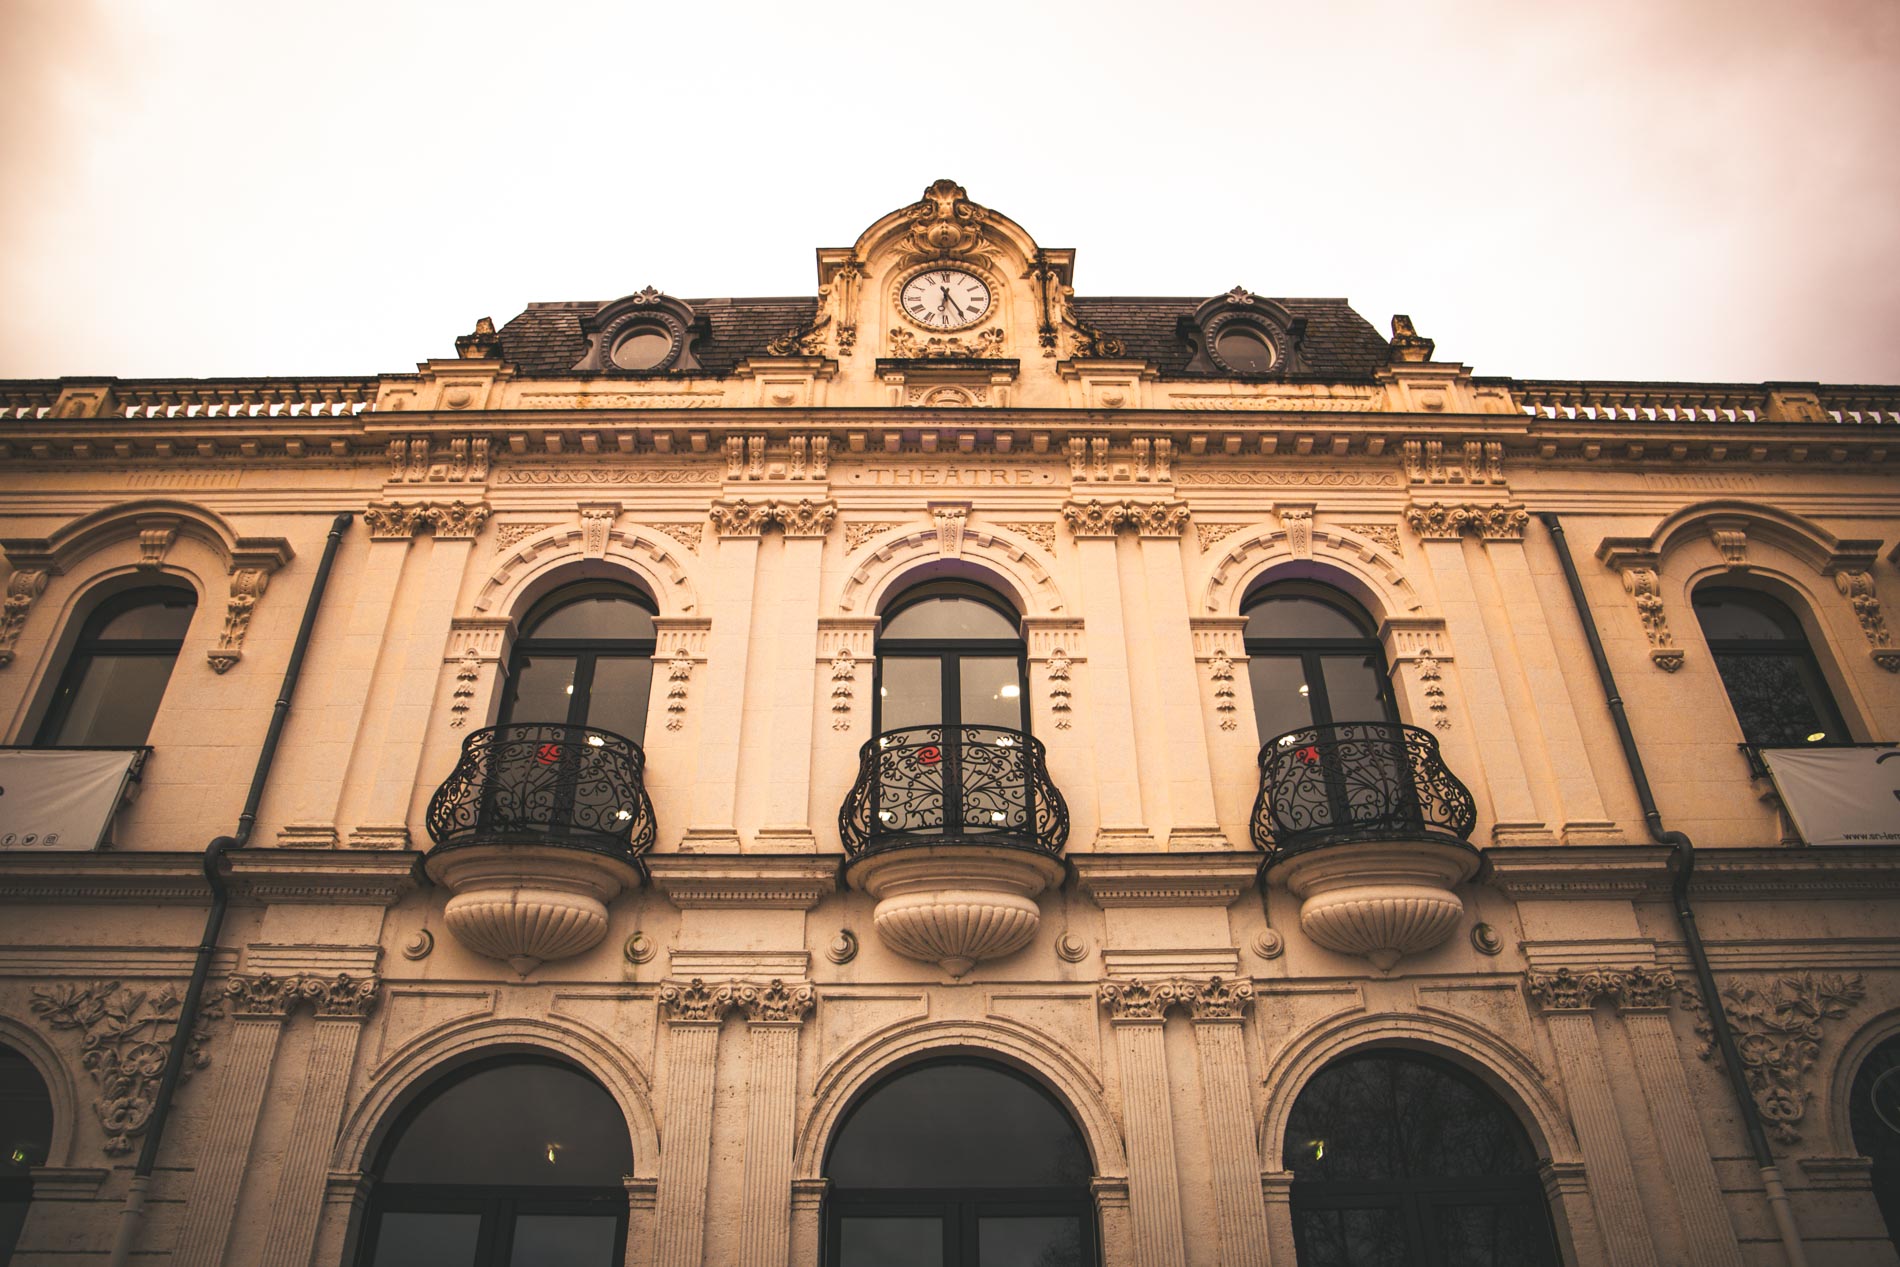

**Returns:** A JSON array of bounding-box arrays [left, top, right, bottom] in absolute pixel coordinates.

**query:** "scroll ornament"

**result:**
[[30, 980, 222, 1155], [1688, 972, 1864, 1144]]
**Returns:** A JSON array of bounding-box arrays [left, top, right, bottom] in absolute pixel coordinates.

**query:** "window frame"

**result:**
[[498, 581, 659, 740], [871, 581, 1029, 738], [1242, 582, 1399, 743], [33, 583, 197, 749], [1691, 584, 1851, 748]]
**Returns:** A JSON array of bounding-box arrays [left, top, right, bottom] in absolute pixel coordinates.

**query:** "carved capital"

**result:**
[[1060, 498, 1188, 539], [1526, 967, 1612, 1012], [1131, 499, 1189, 538], [303, 972, 381, 1019], [223, 972, 302, 1018], [710, 499, 773, 538], [363, 502, 425, 540], [423, 500, 490, 540], [0, 566, 50, 667], [659, 977, 736, 1023], [774, 498, 837, 538], [1603, 966, 1677, 1012], [735, 979, 816, 1025], [1177, 975, 1255, 1021], [1403, 502, 1528, 542], [1097, 978, 1180, 1022], [1061, 498, 1125, 538]]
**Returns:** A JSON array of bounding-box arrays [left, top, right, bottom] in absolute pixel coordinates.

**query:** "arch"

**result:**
[[1826, 1008, 1900, 1157], [796, 1017, 1127, 1182], [836, 526, 1063, 619], [1605, 500, 1882, 577], [1258, 1009, 1578, 1170], [332, 1015, 660, 1181], [0, 498, 293, 578], [0, 1016, 77, 1168], [1204, 522, 1424, 622], [472, 522, 698, 620]]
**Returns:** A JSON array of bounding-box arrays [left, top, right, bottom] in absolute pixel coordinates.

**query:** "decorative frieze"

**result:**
[[709, 498, 837, 539], [1403, 501, 1529, 542], [1060, 498, 1189, 538], [844, 520, 904, 552], [1400, 437, 1503, 485], [386, 434, 491, 483], [1688, 972, 1864, 1143], [30, 979, 222, 1155]]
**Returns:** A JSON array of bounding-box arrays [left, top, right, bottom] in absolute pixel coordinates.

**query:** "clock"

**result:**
[[901, 268, 991, 331]]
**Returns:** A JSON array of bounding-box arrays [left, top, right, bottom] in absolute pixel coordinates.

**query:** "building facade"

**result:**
[[0, 181, 1897, 1266]]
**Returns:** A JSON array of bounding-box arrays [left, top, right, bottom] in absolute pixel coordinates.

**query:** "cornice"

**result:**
[[646, 853, 840, 910], [1484, 844, 1900, 901], [0, 852, 211, 904], [223, 849, 424, 906], [1071, 852, 1260, 908]]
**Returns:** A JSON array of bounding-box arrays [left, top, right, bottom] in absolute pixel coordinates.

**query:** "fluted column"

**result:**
[[172, 975, 299, 1267], [1608, 969, 1744, 1267], [258, 975, 381, 1267], [1528, 969, 1660, 1267], [1098, 981, 1186, 1267], [654, 980, 734, 1267], [1180, 979, 1272, 1265], [735, 981, 815, 1267]]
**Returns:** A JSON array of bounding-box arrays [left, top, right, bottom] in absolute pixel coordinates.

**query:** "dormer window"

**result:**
[[572, 287, 704, 375], [1214, 324, 1277, 373], [1181, 286, 1306, 377]]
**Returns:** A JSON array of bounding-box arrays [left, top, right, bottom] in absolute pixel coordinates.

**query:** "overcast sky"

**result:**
[[3, 1, 1897, 385]]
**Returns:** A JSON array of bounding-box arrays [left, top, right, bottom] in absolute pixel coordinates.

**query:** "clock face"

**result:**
[[901, 269, 991, 331]]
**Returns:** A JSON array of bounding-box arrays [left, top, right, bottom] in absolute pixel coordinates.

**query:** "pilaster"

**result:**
[[789, 1178, 829, 1267], [1134, 516, 1226, 848], [756, 526, 829, 851], [258, 974, 381, 1267], [1527, 970, 1660, 1267], [735, 981, 816, 1267], [1063, 502, 1150, 848], [172, 974, 299, 1267], [1097, 980, 1187, 1267], [1180, 979, 1273, 1265], [684, 512, 764, 850], [653, 980, 735, 1267], [1607, 970, 1744, 1267]]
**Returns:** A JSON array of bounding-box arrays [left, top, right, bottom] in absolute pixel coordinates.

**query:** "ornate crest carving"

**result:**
[[454, 316, 499, 359], [765, 312, 832, 358], [886, 327, 1007, 360], [31, 980, 222, 1155], [1388, 314, 1434, 362], [1689, 972, 1864, 1143], [898, 179, 994, 264]]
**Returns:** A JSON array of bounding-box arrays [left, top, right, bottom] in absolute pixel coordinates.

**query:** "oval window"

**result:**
[[1215, 325, 1275, 373], [610, 328, 673, 371]]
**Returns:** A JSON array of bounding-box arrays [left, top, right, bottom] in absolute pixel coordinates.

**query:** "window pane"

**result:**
[[838, 1217, 943, 1267], [1320, 654, 1389, 726], [583, 657, 652, 741], [528, 593, 654, 641], [1292, 1205, 1409, 1267], [978, 1215, 1086, 1266], [959, 656, 1024, 730], [0, 1046, 53, 1175], [1215, 326, 1275, 373], [882, 596, 1018, 640], [509, 1213, 619, 1267], [507, 656, 579, 726], [879, 657, 942, 732], [828, 1063, 1091, 1189], [52, 654, 177, 746], [380, 1061, 632, 1186], [1436, 1201, 1561, 1267], [1249, 655, 1314, 744], [1710, 653, 1832, 746], [368, 1211, 481, 1267], [1245, 595, 1368, 640], [1285, 1053, 1537, 1181], [95, 595, 195, 640], [1694, 589, 1804, 641], [611, 329, 673, 371]]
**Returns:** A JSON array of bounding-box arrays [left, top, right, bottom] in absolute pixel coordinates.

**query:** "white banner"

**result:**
[[0, 749, 144, 851], [1762, 746, 1900, 847]]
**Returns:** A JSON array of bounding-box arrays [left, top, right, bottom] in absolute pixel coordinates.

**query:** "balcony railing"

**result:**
[[1251, 722, 1475, 860], [425, 723, 655, 862], [840, 725, 1068, 859]]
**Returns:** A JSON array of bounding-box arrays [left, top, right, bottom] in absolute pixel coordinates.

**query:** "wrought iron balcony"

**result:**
[[1251, 721, 1476, 861], [840, 725, 1069, 859], [425, 723, 656, 863]]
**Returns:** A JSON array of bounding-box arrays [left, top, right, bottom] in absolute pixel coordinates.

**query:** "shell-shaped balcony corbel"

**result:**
[[841, 726, 1069, 977], [1253, 722, 1480, 970], [423, 723, 654, 974]]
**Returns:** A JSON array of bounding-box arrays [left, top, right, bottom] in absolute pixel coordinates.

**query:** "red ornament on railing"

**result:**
[[536, 743, 563, 765], [916, 745, 942, 765]]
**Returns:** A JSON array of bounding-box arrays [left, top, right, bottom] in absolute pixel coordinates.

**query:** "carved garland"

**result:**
[[1686, 972, 1865, 1144], [30, 980, 221, 1154]]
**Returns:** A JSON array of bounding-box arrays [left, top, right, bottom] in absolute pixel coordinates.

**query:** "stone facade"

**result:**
[[0, 182, 1897, 1266]]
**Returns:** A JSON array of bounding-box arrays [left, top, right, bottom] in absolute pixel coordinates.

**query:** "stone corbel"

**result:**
[[578, 503, 621, 558], [1831, 567, 1900, 671], [0, 565, 50, 667], [136, 516, 181, 569], [208, 566, 269, 673], [928, 501, 970, 557], [1273, 504, 1314, 558], [1706, 517, 1750, 570]]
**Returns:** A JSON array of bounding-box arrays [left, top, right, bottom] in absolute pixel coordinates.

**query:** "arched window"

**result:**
[[875, 580, 1025, 735], [358, 1057, 633, 1267], [825, 1059, 1096, 1266], [1243, 583, 1395, 745], [1691, 586, 1848, 746], [1850, 1035, 1900, 1254], [500, 582, 657, 742], [1284, 1050, 1560, 1267], [0, 1044, 54, 1263], [36, 585, 197, 747]]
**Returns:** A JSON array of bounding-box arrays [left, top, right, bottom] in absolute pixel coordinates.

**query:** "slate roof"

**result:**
[[494, 295, 1390, 381]]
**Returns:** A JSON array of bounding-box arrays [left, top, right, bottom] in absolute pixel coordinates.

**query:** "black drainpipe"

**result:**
[[106, 511, 353, 1267], [1539, 512, 1808, 1267]]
